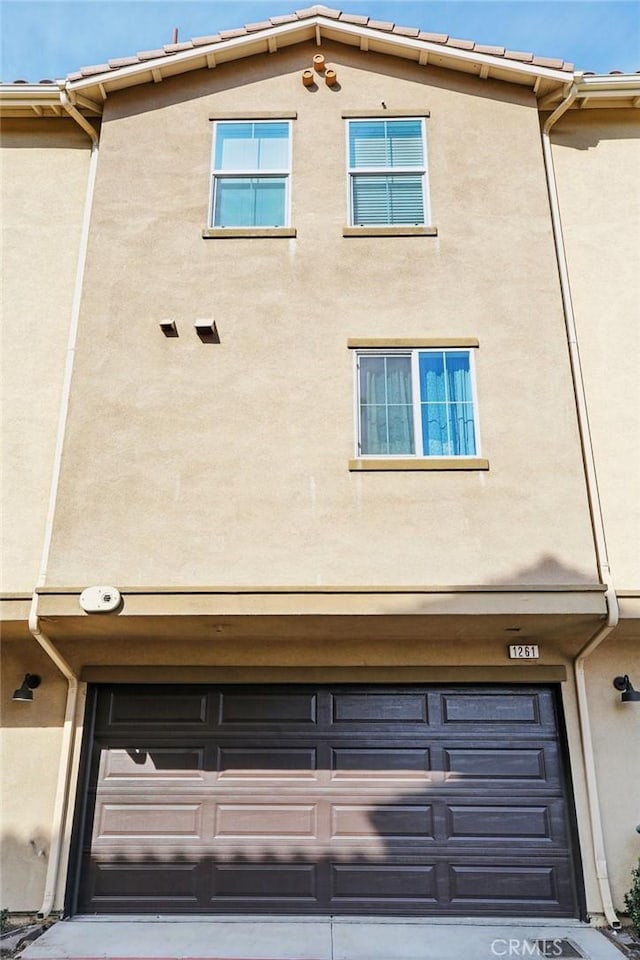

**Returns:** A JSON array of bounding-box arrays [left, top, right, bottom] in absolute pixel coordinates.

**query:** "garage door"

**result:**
[[72, 684, 581, 916]]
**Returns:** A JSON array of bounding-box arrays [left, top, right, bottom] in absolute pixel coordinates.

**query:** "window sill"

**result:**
[[202, 227, 296, 239], [349, 458, 489, 472], [343, 225, 437, 238]]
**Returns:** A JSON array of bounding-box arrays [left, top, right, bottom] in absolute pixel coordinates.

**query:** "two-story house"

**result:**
[[1, 5, 638, 928]]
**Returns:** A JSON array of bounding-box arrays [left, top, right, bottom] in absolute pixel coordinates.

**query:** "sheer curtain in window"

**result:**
[[419, 351, 476, 456], [360, 355, 414, 454]]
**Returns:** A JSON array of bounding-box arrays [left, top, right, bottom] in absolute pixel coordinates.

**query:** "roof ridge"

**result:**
[[59, 6, 574, 83]]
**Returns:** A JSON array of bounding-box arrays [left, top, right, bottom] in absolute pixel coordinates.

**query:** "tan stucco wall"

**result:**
[[550, 112, 640, 913], [0, 639, 68, 910], [585, 632, 640, 910], [6, 48, 634, 921], [551, 109, 640, 592], [0, 119, 91, 593], [44, 42, 597, 589]]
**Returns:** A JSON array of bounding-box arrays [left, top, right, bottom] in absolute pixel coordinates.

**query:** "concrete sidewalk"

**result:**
[[19, 916, 626, 960]]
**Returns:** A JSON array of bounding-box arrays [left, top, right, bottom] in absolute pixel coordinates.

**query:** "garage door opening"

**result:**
[[66, 684, 584, 917]]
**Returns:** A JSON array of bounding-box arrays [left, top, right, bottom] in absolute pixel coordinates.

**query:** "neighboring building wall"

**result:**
[[550, 108, 640, 591], [0, 119, 91, 592], [0, 118, 91, 909], [551, 107, 640, 910], [45, 42, 598, 590], [0, 636, 69, 910], [585, 637, 640, 909]]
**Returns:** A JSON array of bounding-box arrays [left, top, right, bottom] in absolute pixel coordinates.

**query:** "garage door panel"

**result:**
[[100, 747, 207, 781], [218, 691, 318, 726], [102, 689, 210, 728], [440, 691, 542, 725], [217, 746, 319, 779], [330, 863, 437, 902], [95, 802, 204, 840], [445, 804, 552, 841], [329, 746, 432, 780], [76, 685, 580, 917], [449, 862, 565, 904], [443, 746, 552, 783], [331, 804, 433, 839], [330, 693, 428, 725], [88, 860, 201, 904], [211, 862, 318, 901], [215, 803, 318, 838]]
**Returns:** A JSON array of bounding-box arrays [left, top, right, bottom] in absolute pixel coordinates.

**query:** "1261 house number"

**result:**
[[508, 644, 540, 659]]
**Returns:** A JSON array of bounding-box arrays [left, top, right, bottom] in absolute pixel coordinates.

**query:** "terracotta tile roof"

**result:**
[[10, 5, 637, 86], [61, 4, 577, 82]]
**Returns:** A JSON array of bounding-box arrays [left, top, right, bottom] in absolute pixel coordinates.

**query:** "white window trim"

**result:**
[[209, 119, 293, 229], [353, 347, 481, 459], [345, 117, 430, 228]]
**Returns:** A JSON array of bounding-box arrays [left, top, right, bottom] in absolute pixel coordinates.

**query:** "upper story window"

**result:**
[[210, 121, 291, 228], [356, 348, 479, 457], [347, 119, 427, 226]]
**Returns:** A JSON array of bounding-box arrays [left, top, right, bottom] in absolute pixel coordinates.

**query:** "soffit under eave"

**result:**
[[65, 16, 572, 105]]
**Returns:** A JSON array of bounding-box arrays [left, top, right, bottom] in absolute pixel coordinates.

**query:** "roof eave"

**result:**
[[0, 84, 66, 117], [66, 15, 574, 101]]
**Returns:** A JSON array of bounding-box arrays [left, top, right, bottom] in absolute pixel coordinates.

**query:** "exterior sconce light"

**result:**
[[325, 69, 337, 87], [302, 70, 314, 87], [13, 674, 41, 702], [613, 675, 640, 703], [313, 54, 325, 72], [159, 319, 178, 336]]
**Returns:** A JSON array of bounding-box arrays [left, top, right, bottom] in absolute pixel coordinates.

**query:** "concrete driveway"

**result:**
[[19, 916, 626, 960]]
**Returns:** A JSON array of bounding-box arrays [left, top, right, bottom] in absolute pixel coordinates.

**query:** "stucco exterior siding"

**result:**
[[0, 639, 70, 910], [550, 106, 640, 913], [585, 635, 640, 907], [1, 120, 92, 594], [44, 44, 597, 588], [550, 109, 640, 593], [2, 22, 637, 926]]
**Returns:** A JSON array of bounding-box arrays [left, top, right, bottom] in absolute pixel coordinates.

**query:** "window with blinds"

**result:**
[[348, 119, 427, 226], [210, 121, 291, 228]]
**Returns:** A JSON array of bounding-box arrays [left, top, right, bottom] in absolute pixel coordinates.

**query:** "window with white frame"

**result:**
[[356, 349, 479, 457], [347, 119, 427, 226], [210, 121, 291, 228]]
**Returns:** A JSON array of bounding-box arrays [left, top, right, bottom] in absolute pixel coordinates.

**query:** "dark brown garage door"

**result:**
[[71, 685, 582, 916]]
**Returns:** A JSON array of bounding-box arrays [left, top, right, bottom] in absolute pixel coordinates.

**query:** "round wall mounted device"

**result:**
[[79, 586, 121, 613]]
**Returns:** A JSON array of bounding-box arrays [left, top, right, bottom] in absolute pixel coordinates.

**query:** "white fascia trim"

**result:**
[[317, 18, 572, 83], [577, 74, 640, 92], [67, 20, 316, 93], [67, 15, 572, 97], [0, 84, 64, 106]]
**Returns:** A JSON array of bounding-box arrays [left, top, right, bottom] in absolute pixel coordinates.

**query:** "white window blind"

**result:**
[[348, 119, 427, 226]]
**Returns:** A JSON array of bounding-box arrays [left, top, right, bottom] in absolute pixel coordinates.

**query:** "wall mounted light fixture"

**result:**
[[13, 674, 41, 702], [613, 675, 640, 703]]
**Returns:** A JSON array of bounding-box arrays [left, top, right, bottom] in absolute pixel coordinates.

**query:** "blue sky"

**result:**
[[1, 0, 638, 82]]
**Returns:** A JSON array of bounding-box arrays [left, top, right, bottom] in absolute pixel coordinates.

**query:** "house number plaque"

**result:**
[[508, 644, 540, 659]]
